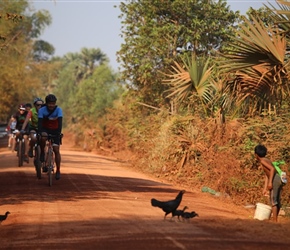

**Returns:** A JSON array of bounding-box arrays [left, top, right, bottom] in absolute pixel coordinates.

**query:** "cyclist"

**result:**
[[10, 104, 30, 162], [25, 103, 32, 111], [38, 94, 63, 180], [21, 97, 44, 158], [6, 115, 17, 148]]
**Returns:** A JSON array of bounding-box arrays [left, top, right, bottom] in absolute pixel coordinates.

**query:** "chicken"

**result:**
[[172, 206, 188, 221], [0, 211, 10, 224], [182, 211, 199, 222], [151, 190, 185, 219]]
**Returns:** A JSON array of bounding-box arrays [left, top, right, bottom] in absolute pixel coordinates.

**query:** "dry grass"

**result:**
[[70, 103, 290, 210]]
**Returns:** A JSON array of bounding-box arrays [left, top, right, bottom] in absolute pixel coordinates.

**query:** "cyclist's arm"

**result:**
[[38, 118, 43, 133], [57, 117, 62, 134], [21, 110, 32, 131]]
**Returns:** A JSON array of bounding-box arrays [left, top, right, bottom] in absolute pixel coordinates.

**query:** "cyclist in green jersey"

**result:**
[[21, 97, 44, 158]]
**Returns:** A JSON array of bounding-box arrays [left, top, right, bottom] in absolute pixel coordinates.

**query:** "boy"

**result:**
[[254, 144, 283, 222]]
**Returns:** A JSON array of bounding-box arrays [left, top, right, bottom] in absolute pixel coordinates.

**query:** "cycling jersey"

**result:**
[[27, 107, 38, 130], [10, 121, 16, 130], [13, 111, 29, 130], [38, 105, 63, 131]]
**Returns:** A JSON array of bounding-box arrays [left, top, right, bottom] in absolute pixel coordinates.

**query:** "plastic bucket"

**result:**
[[254, 203, 272, 220]]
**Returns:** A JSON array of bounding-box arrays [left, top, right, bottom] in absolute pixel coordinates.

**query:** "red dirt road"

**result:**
[[0, 143, 290, 249]]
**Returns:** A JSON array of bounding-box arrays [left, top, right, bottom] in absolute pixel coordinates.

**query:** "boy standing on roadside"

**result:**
[[254, 144, 283, 222]]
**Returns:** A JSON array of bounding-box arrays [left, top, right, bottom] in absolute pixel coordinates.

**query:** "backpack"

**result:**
[[272, 160, 287, 184]]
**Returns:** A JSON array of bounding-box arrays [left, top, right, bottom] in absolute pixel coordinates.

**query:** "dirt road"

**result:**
[[0, 144, 289, 250]]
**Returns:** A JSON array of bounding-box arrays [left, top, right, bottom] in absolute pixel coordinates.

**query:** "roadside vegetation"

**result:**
[[1, 0, 289, 211]]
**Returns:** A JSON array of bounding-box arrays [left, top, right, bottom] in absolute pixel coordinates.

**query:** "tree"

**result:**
[[74, 64, 123, 123], [218, 14, 288, 116], [0, 0, 52, 121], [33, 40, 55, 61], [117, 0, 239, 106], [55, 48, 110, 125]]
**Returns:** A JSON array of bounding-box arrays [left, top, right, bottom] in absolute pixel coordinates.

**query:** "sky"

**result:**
[[32, 0, 278, 71]]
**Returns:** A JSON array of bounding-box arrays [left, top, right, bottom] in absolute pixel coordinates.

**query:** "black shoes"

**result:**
[[55, 171, 61, 180], [24, 155, 29, 163]]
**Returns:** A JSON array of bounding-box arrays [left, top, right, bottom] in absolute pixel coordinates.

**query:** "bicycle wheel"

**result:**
[[47, 149, 53, 186], [35, 145, 42, 179], [18, 140, 23, 167]]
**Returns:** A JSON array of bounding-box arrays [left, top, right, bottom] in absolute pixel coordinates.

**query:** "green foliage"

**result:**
[[0, 0, 52, 121], [89, 1, 290, 207], [74, 65, 124, 123], [216, 1, 290, 118], [163, 53, 215, 116], [33, 40, 55, 61], [117, 0, 239, 106], [56, 51, 114, 128]]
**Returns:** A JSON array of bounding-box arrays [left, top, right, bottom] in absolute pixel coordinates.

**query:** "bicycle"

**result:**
[[33, 135, 42, 179], [15, 130, 26, 167], [42, 134, 62, 186]]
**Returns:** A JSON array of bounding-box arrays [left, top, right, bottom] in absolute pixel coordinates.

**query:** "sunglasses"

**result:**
[[35, 104, 42, 106]]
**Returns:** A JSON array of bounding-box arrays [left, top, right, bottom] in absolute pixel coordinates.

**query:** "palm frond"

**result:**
[[163, 54, 214, 106], [218, 14, 288, 114]]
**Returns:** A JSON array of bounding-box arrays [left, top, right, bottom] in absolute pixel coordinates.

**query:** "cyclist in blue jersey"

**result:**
[[38, 94, 63, 180]]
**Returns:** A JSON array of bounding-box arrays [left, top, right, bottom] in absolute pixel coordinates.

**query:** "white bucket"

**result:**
[[254, 203, 272, 220]]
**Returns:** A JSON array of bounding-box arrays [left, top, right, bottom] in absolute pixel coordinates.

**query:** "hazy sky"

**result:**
[[33, 1, 276, 71]]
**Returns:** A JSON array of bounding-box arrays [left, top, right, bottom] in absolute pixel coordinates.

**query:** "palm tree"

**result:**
[[80, 48, 108, 77], [218, 14, 289, 116], [63, 48, 108, 84], [162, 53, 215, 117]]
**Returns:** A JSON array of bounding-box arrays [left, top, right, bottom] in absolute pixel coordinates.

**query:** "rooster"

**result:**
[[151, 190, 185, 219]]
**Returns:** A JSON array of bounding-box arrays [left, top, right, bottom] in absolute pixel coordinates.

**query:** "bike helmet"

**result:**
[[33, 97, 43, 104], [45, 94, 57, 103], [25, 103, 32, 109], [18, 104, 26, 110]]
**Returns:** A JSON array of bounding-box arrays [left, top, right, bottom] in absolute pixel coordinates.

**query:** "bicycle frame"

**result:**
[[16, 132, 25, 167], [34, 133, 61, 186], [45, 135, 56, 187], [33, 139, 42, 179]]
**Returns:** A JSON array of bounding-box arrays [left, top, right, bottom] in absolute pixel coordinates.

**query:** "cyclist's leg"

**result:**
[[39, 132, 48, 162], [8, 132, 12, 147], [23, 134, 29, 154], [53, 145, 61, 172], [15, 131, 20, 152], [22, 134, 29, 163], [29, 130, 36, 157], [52, 135, 61, 180]]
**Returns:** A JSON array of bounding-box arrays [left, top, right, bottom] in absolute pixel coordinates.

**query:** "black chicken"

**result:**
[[172, 206, 188, 221], [0, 211, 10, 224], [182, 211, 199, 221], [151, 190, 185, 219]]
